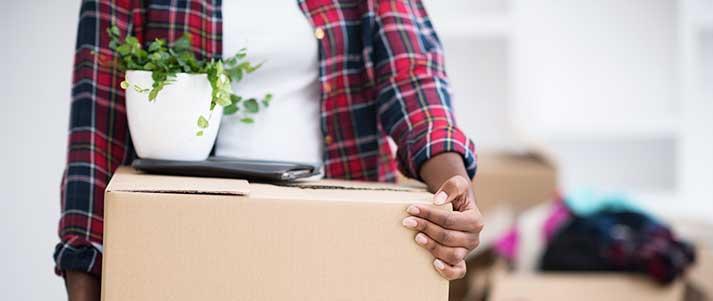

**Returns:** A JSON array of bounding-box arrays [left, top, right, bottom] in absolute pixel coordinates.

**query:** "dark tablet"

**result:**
[[132, 156, 320, 181]]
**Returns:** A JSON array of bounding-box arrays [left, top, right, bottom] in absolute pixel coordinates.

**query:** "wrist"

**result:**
[[65, 270, 100, 301], [419, 152, 469, 193]]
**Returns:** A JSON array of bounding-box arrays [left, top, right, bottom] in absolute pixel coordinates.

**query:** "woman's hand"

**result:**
[[404, 153, 484, 280]]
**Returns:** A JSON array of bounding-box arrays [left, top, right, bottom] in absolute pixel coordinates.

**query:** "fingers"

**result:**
[[433, 176, 470, 205], [433, 259, 466, 280], [402, 216, 479, 249], [406, 205, 483, 232], [414, 232, 471, 265]]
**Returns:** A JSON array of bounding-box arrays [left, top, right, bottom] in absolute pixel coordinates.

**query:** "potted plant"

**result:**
[[99, 24, 271, 161]]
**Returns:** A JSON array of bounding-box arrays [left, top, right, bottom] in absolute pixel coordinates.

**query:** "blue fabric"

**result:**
[[565, 188, 643, 216]]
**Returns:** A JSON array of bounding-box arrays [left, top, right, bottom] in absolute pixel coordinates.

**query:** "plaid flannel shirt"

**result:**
[[55, 0, 477, 276]]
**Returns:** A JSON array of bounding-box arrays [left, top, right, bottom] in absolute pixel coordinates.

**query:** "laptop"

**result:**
[[132, 156, 320, 181]]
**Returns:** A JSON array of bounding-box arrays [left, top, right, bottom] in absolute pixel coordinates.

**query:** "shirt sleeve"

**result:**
[[54, 0, 140, 277], [370, 0, 477, 180]]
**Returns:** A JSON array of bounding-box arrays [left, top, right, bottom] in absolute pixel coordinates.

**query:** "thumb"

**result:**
[[433, 176, 470, 205]]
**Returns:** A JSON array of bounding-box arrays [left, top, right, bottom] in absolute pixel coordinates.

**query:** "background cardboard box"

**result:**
[[489, 267, 685, 301], [448, 252, 713, 301], [102, 167, 449, 301], [472, 151, 558, 215]]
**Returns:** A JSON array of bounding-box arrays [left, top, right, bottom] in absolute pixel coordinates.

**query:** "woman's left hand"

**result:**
[[402, 175, 484, 280]]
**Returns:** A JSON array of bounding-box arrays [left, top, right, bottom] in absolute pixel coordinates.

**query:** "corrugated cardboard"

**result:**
[[102, 167, 449, 301], [472, 151, 558, 215], [489, 265, 685, 301]]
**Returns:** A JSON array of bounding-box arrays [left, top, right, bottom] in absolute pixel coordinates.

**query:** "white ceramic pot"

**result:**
[[125, 70, 222, 161]]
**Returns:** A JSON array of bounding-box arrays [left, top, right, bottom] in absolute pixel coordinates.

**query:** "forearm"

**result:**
[[65, 270, 100, 301], [419, 152, 470, 193]]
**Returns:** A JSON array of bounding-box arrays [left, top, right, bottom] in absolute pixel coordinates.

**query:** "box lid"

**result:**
[[107, 167, 435, 205], [106, 166, 250, 196]]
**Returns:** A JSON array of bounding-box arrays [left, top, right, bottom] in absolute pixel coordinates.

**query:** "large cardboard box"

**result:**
[[472, 151, 558, 215], [489, 267, 685, 301], [102, 167, 448, 301]]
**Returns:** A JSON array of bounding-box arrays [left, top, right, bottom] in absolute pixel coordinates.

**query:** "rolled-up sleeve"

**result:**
[[371, 0, 477, 179]]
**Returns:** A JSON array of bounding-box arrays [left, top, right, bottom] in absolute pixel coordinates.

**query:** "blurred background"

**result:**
[[0, 0, 711, 300]]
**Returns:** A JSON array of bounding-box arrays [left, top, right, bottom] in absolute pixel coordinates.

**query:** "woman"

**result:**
[[56, 0, 483, 299]]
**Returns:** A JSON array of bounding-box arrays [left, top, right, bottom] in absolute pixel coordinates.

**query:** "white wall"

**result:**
[[426, 0, 713, 220], [0, 1, 79, 299]]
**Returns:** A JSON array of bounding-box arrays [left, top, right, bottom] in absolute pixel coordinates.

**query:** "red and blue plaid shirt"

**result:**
[[56, 0, 477, 276]]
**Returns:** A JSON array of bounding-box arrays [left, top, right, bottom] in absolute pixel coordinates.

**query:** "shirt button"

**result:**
[[314, 27, 325, 40], [324, 135, 334, 145]]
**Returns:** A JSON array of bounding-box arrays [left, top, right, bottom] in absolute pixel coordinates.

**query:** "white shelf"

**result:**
[[435, 15, 511, 38]]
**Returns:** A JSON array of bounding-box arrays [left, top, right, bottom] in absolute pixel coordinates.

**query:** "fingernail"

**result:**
[[434, 192, 447, 205], [433, 259, 446, 270], [407, 205, 420, 215], [415, 233, 428, 245], [402, 217, 417, 228]]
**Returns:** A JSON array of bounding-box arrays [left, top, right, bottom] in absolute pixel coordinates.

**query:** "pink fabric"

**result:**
[[495, 200, 571, 262], [543, 201, 571, 241], [495, 229, 519, 261]]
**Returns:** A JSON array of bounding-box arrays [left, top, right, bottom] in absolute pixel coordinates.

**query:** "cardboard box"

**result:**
[[472, 151, 558, 215], [102, 167, 448, 301], [448, 250, 497, 301], [687, 248, 713, 301], [489, 266, 685, 301]]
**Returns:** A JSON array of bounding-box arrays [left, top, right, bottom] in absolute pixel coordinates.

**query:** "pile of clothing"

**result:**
[[495, 190, 696, 284]]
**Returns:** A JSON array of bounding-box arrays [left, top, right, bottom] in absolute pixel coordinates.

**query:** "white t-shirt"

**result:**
[[215, 1, 323, 166]]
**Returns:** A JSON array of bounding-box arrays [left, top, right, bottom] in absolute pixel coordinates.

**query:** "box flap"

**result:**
[[107, 166, 249, 196]]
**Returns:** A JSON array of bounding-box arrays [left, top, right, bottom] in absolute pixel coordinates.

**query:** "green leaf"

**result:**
[[135, 49, 148, 60], [116, 44, 130, 55], [150, 52, 161, 61], [125, 36, 140, 48], [261, 93, 273, 107], [109, 40, 119, 50], [223, 104, 238, 115], [243, 98, 259, 113], [214, 92, 231, 106], [196, 131, 204, 136], [148, 39, 165, 52], [110, 25, 120, 37], [246, 62, 263, 74], [225, 56, 237, 67], [120, 80, 129, 89], [230, 94, 242, 104], [240, 117, 254, 124], [227, 67, 243, 82], [236, 48, 247, 59], [172, 33, 192, 52], [197, 115, 209, 128]]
